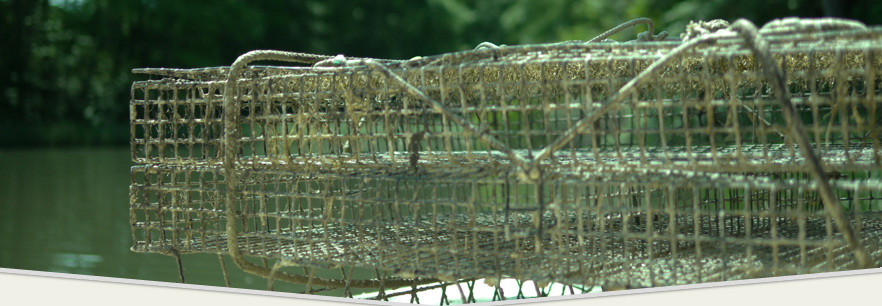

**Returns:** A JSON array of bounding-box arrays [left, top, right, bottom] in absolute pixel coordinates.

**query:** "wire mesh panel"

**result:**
[[130, 18, 882, 302]]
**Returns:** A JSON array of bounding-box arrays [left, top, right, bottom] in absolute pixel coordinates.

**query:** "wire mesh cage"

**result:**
[[129, 18, 882, 302]]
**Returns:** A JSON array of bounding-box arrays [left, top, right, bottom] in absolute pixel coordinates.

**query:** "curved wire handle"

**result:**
[[219, 18, 875, 290], [531, 18, 872, 269], [221, 50, 440, 288], [729, 19, 872, 269]]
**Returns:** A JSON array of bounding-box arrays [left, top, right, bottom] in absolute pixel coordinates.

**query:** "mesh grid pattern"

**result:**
[[130, 22, 882, 298]]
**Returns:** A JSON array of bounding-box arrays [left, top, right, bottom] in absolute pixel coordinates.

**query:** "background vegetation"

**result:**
[[2, 0, 881, 146]]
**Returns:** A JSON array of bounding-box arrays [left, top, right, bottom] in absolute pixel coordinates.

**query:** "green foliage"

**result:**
[[2, 0, 881, 146]]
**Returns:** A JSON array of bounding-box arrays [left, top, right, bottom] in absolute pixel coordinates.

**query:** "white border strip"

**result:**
[[2, 267, 881, 305]]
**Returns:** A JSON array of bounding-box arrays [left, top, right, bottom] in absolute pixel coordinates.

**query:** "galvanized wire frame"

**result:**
[[130, 18, 882, 299]]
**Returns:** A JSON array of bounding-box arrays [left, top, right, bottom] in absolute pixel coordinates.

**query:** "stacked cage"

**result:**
[[130, 22, 882, 299]]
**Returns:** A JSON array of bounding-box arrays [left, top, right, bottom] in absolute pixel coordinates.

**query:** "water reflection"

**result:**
[[0, 148, 593, 301], [50, 253, 103, 274]]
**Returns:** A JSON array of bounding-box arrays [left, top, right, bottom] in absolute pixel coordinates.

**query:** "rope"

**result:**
[[554, 17, 668, 45]]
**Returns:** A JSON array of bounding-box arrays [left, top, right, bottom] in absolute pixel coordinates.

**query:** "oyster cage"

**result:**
[[130, 18, 882, 302]]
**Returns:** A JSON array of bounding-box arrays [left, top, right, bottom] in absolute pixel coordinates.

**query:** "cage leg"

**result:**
[[266, 265, 280, 291], [466, 280, 476, 303], [174, 253, 185, 283], [340, 267, 353, 298], [536, 281, 549, 297], [408, 279, 420, 304], [514, 279, 526, 299], [218, 254, 231, 287], [305, 266, 316, 294], [455, 282, 467, 304], [266, 258, 296, 291], [439, 282, 450, 305], [374, 268, 388, 301], [160, 246, 186, 284]]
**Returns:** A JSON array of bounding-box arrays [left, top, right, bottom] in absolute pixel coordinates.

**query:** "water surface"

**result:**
[[0, 147, 308, 292]]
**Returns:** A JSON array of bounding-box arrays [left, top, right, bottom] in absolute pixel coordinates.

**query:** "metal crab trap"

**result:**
[[129, 18, 882, 303]]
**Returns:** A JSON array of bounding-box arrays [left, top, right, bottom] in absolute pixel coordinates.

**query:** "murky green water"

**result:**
[[0, 147, 321, 293], [0, 147, 596, 303]]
